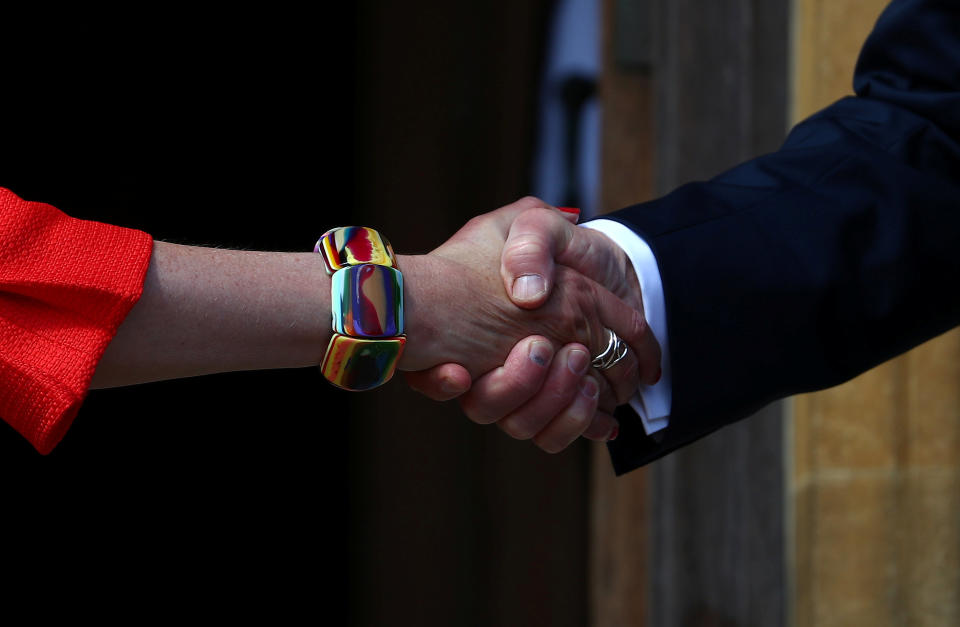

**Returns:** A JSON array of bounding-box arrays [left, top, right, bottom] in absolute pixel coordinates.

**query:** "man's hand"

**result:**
[[404, 197, 660, 452]]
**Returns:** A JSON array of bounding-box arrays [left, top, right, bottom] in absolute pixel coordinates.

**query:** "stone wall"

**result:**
[[790, 1, 960, 624]]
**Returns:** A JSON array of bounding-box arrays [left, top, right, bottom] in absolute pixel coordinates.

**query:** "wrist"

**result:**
[[315, 227, 406, 390], [396, 251, 530, 376], [395, 253, 444, 371]]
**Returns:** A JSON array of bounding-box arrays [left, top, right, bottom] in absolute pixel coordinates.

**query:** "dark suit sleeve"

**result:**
[[606, 0, 960, 474]]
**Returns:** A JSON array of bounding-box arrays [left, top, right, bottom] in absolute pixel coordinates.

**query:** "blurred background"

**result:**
[[1, 0, 957, 624]]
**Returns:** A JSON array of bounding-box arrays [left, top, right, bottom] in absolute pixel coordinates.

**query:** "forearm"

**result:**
[[91, 241, 334, 388], [90, 241, 449, 388], [593, 0, 960, 474], [90, 220, 638, 397]]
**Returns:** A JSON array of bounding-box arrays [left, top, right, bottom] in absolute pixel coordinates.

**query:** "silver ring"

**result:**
[[592, 328, 629, 371]]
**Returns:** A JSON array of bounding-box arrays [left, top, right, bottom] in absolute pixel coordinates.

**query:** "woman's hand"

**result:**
[[400, 197, 660, 451]]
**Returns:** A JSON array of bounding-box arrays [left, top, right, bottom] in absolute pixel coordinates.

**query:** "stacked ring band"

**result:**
[[592, 328, 628, 371], [315, 227, 405, 391]]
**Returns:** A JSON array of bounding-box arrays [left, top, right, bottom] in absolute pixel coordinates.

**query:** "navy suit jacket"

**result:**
[[606, 0, 960, 474]]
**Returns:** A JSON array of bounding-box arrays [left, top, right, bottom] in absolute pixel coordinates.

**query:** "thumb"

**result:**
[[500, 207, 581, 309], [503, 207, 635, 309]]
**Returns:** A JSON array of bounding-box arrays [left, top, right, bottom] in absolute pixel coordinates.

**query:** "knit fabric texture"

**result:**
[[0, 187, 153, 453]]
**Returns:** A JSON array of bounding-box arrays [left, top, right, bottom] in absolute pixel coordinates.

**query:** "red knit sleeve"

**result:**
[[0, 187, 153, 453]]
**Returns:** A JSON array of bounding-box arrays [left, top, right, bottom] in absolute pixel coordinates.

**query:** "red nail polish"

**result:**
[[557, 207, 581, 217], [608, 425, 619, 442]]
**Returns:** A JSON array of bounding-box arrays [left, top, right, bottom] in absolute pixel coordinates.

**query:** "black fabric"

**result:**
[[608, 0, 960, 474]]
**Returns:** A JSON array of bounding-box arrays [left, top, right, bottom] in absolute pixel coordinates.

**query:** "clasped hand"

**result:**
[[396, 197, 661, 453]]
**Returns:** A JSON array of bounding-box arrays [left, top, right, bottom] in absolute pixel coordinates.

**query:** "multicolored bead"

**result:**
[[321, 333, 406, 391], [316, 225, 405, 392], [331, 264, 404, 338], [315, 226, 397, 275]]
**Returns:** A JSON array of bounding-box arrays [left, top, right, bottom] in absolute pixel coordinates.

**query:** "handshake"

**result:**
[[393, 196, 662, 453], [84, 194, 661, 459]]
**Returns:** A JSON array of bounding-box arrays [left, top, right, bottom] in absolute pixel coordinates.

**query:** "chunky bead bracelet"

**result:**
[[315, 227, 405, 391]]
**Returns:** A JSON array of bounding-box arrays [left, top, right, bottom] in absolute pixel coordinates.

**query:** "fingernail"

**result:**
[[529, 340, 551, 367], [568, 349, 589, 375], [580, 376, 598, 399], [608, 424, 620, 441], [512, 274, 545, 301]]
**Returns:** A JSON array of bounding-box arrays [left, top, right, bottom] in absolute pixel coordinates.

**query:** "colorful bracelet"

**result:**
[[315, 227, 405, 391]]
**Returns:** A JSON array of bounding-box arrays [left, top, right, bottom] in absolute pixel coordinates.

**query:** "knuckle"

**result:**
[[625, 309, 648, 345], [503, 236, 549, 268], [516, 205, 555, 223], [517, 195, 547, 210], [460, 397, 501, 425], [535, 417, 590, 454], [498, 417, 539, 441], [548, 271, 593, 344], [567, 407, 594, 433], [513, 207, 564, 241], [459, 359, 545, 425], [542, 371, 581, 405], [463, 214, 486, 230], [535, 439, 564, 454], [499, 372, 542, 406]]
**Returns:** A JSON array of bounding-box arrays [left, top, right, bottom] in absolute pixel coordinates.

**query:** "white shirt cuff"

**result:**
[[581, 219, 672, 434]]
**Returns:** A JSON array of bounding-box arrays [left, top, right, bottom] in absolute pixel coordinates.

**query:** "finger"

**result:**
[[591, 283, 662, 389], [592, 371, 619, 414], [500, 207, 570, 309], [481, 337, 621, 417], [404, 363, 472, 401], [581, 411, 619, 442], [501, 207, 630, 309], [459, 336, 555, 424], [497, 344, 590, 440], [531, 375, 600, 453], [592, 339, 641, 408]]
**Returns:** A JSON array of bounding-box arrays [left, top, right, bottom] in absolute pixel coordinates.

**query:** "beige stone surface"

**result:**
[[793, 329, 960, 627], [799, 359, 904, 472], [790, 0, 960, 624], [794, 466, 960, 627], [899, 469, 960, 625], [791, 0, 890, 123], [795, 476, 900, 626], [905, 331, 960, 465]]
